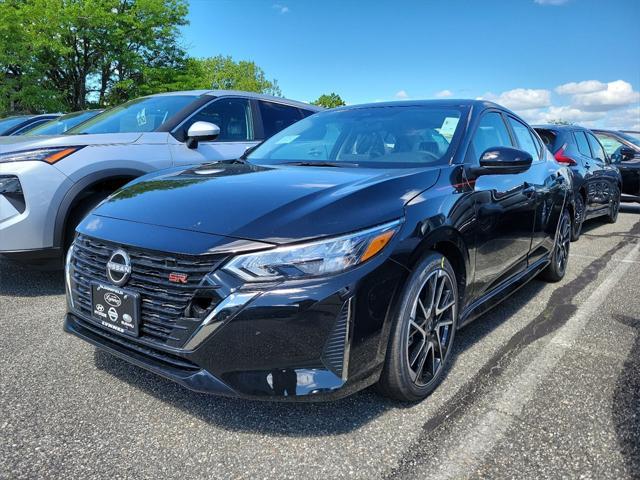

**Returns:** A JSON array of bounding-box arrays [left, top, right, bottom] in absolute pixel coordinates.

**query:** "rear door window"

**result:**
[[259, 101, 303, 138], [574, 131, 592, 157], [586, 132, 607, 162]]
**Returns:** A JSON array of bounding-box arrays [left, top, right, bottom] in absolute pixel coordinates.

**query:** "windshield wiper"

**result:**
[[282, 161, 358, 168]]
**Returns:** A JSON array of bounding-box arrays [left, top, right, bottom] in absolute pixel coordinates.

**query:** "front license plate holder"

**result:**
[[90, 282, 140, 337]]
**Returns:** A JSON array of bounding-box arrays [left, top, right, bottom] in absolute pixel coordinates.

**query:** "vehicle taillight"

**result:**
[[554, 144, 577, 166]]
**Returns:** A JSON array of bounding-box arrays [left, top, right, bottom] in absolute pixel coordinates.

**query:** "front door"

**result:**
[[170, 97, 259, 166], [469, 111, 536, 297]]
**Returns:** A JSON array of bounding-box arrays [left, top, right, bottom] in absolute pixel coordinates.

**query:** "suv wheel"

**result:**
[[378, 252, 458, 402]]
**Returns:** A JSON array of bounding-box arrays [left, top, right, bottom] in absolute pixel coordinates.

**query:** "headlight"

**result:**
[[223, 219, 402, 282], [0, 146, 84, 164]]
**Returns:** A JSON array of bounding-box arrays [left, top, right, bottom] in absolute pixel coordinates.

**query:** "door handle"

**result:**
[[585, 162, 591, 169]]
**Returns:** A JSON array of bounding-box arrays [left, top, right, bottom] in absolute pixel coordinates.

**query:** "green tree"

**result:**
[[133, 55, 283, 99], [0, 0, 188, 113], [312, 93, 346, 108]]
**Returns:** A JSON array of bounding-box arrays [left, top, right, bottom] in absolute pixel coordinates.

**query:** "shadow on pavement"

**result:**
[[0, 259, 65, 297], [613, 314, 640, 477], [92, 273, 548, 437]]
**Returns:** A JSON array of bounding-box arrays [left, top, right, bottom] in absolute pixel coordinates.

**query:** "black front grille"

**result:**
[[70, 234, 226, 348]]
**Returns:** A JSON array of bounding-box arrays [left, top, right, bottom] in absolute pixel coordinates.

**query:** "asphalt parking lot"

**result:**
[[1, 206, 639, 480]]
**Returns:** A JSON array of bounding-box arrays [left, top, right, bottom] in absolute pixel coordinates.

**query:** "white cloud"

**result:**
[[434, 89, 453, 98], [481, 88, 552, 110], [520, 106, 607, 125], [534, 0, 569, 5], [571, 80, 640, 111], [395, 90, 409, 99], [606, 106, 640, 130], [272, 3, 289, 14], [555, 80, 606, 95]]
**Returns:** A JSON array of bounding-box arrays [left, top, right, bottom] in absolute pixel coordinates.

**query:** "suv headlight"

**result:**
[[223, 219, 402, 282], [0, 146, 84, 164]]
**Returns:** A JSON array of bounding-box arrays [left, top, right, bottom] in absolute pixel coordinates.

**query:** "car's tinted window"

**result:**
[[596, 133, 624, 156], [70, 95, 197, 134], [0, 116, 29, 133], [574, 131, 592, 157], [299, 108, 316, 119], [184, 98, 253, 141], [248, 106, 465, 168], [535, 128, 559, 150], [471, 112, 513, 160], [508, 117, 539, 160], [26, 111, 101, 136], [586, 132, 606, 162], [259, 101, 303, 138]]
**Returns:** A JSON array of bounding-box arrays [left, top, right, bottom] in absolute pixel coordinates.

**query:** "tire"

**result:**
[[571, 194, 585, 242], [63, 192, 109, 254], [541, 208, 571, 283], [378, 251, 459, 402], [606, 186, 621, 223]]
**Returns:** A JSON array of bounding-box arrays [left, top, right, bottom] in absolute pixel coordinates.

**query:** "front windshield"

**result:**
[[67, 95, 197, 135], [26, 110, 102, 136], [618, 132, 640, 148], [248, 106, 465, 167], [0, 116, 28, 133]]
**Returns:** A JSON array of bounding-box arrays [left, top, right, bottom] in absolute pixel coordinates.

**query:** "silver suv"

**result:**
[[0, 90, 320, 265]]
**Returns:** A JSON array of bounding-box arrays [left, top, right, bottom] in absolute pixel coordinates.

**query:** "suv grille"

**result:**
[[70, 234, 226, 348]]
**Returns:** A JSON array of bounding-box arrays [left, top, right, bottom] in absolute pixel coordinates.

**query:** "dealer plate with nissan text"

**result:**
[[91, 282, 140, 337]]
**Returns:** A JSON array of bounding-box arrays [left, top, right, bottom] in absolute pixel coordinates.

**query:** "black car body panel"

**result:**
[[65, 100, 572, 401], [593, 129, 640, 199], [535, 124, 621, 222]]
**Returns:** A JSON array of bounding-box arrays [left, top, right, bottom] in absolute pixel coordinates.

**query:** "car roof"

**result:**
[[148, 89, 322, 111], [329, 99, 503, 111]]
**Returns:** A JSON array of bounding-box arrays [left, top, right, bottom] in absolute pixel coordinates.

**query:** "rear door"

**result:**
[[582, 131, 612, 214], [573, 130, 602, 213], [470, 111, 536, 296], [255, 100, 307, 140]]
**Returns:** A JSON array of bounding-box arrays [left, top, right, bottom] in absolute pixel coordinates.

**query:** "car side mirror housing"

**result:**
[[620, 146, 636, 161], [470, 146, 533, 177], [186, 121, 220, 149]]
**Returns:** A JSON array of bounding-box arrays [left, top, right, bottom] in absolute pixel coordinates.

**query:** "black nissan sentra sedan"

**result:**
[[64, 100, 573, 402]]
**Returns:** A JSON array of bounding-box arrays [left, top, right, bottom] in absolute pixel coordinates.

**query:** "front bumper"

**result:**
[[64, 233, 408, 401], [0, 160, 72, 253]]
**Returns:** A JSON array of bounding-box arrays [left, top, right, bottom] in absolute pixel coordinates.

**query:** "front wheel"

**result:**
[[378, 252, 459, 402], [541, 208, 571, 283]]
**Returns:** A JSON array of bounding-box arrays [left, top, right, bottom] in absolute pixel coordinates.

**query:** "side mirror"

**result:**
[[186, 121, 220, 149], [620, 146, 636, 161], [471, 146, 533, 177]]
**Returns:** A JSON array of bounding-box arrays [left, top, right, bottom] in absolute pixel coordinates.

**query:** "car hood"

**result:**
[[92, 162, 441, 244], [0, 132, 143, 153]]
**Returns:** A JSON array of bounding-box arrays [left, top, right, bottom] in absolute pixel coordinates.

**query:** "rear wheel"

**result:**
[[541, 209, 571, 283], [571, 194, 585, 242], [606, 186, 621, 223], [378, 252, 458, 402]]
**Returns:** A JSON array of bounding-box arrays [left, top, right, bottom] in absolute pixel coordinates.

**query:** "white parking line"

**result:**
[[571, 253, 640, 264], [421, 241, 640, 480]]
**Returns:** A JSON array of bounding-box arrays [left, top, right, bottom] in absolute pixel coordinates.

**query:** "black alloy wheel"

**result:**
[[378, 252, 458, 401]]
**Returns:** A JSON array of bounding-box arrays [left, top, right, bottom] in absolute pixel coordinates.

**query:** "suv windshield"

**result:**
[[67, 95, 197, 135], [248, 106, 465, 167], [25, 110, 102, 136]]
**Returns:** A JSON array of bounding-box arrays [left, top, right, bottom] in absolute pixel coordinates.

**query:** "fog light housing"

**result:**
[[0, 175, 25, 214]]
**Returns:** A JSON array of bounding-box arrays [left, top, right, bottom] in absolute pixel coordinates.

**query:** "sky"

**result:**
[[183, 0, 640, 130]]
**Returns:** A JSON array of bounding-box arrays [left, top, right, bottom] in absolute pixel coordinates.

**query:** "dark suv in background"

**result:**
[[593, 129, 640, 202], [535, 125, 621, 240]]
